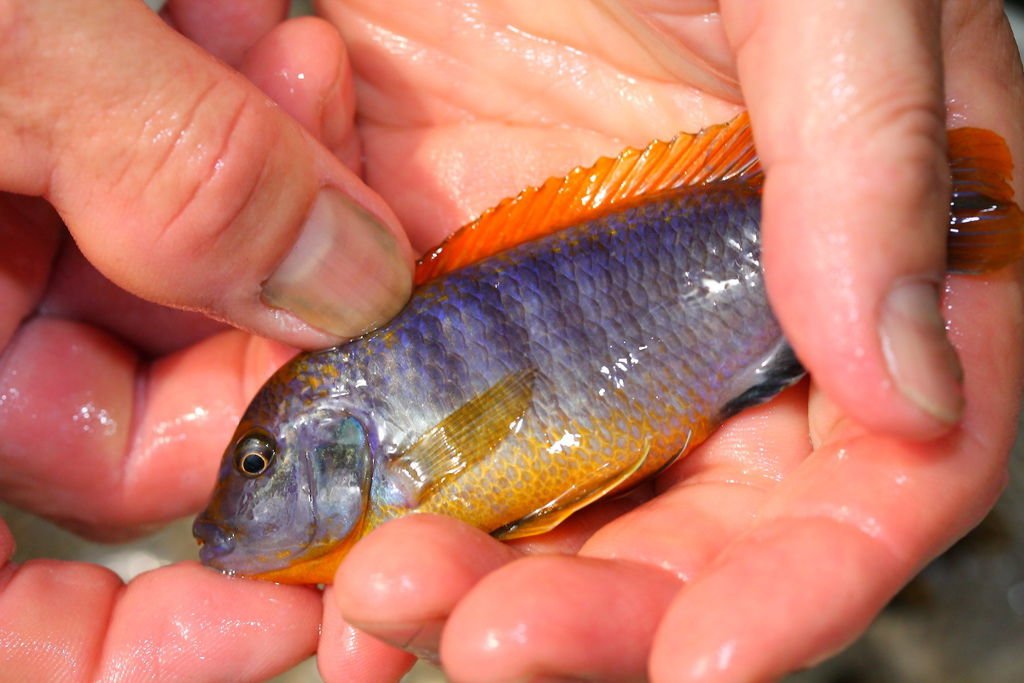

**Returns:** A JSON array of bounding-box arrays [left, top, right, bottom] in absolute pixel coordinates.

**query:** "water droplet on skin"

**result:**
[[152, 405, 212, 435], [689, 639, 738, 677], [70, 401, 118, 436], [480, 621, 530, 652], [0, 385, 21, 409]]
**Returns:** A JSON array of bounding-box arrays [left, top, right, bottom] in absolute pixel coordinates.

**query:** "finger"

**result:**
[[333, 515, 519, 660], [40, 238, 227, 356], [721, 0, 957, 437], [0, 195, 61, 351], [35, 16, 365, 357], [240, 17, 363, 170], [649, 268, 1023, 681], [441, 556, 681, 682], [162, 0, 289, 66], [318, 0, 739, 253], [582, 383, 811, 576], [318, 587, 417, 683], [652, 517, 897, 682], [0, 559, 319, 682], [39, 15, 369, 356], [0, 324, 291, 536], [1, 0, 412, 348], [329, 390, 806, 672], [941, 4, 1024, 177], [432, 385, 808, 681]]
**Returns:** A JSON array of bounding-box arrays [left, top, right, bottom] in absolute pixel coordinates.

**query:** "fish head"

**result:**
[[193, 358, 374, 579]]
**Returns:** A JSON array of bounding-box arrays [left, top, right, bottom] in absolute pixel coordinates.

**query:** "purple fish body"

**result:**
[[193, 116, 1021, 584], [195, 179, 801, 582]]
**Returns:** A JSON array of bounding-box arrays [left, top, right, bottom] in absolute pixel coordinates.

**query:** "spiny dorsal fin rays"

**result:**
[[415, 113, 759, 284], [385, 367, 537, 503]]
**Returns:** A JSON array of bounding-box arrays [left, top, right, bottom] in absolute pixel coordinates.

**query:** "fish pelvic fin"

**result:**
[[415, 113, 761, 284], [947, 127, 1024, 273], [386, 367, 537, 504], [492, 435, 653, 541]]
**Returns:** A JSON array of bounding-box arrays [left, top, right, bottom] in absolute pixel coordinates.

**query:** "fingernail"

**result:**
[[879, 280, 964, 423], [262, 188, 412, 339]]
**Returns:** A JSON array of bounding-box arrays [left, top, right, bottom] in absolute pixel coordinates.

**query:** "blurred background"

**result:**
[[3, 2, 1024, 682]]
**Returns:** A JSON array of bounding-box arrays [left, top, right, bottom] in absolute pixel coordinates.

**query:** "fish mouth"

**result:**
[[193, 516, 237, 567]]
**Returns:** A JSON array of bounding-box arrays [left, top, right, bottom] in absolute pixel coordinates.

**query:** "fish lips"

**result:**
[[192, 514, 313, 575], [193, 516, 238, 567], [192, 450, 322, 575]]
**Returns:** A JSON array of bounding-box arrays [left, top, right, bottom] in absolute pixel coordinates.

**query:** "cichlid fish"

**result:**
[[193, 114, 1024, 584]]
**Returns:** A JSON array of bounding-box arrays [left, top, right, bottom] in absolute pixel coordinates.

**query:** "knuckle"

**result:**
[[818, 90, 949, 207], [870, 109, 949, 203], [135, 79, 260, 242], [118, 78, 313, 304]]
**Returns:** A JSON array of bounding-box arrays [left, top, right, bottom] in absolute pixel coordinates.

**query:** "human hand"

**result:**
[[0, 1, 415, 679], [306, 2, 1024, 681]]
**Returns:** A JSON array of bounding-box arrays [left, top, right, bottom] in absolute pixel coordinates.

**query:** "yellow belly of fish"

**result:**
[[372, 410, 712, 539], [254, 411, 711, 585]]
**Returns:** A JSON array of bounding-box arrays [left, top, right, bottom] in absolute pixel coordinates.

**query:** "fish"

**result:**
[[193, 114, 1024, 584]]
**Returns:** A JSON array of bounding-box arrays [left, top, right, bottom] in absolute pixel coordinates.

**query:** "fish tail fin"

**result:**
[[946, 127, 1024, 273]]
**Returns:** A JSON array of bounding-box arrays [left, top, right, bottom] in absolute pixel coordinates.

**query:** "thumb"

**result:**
[[721, 0, 958, 437], [0, 0, 413, 348]]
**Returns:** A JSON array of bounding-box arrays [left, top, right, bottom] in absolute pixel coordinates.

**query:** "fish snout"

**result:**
[[193, 517, 237, 565]]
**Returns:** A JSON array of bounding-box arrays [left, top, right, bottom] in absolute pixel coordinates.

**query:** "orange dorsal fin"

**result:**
[[414, 112, 760, 284], [946, 127, 1024, 273]]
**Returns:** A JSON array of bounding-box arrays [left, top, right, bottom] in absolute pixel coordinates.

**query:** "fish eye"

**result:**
[[233, 430, 276, 477]]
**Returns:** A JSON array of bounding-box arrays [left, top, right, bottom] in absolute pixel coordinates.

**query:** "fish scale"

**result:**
[[194, 116, 1023, 584], [285, 181, 784, 533]]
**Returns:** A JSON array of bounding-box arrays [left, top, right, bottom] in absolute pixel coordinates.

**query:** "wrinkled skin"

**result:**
[[313, 5, 1024, 679], [0, 1, 1021, 682]]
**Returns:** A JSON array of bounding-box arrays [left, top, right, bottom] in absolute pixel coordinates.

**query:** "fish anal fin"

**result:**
[[386, 367, 537, 504], [946, 127, 1024, 273], [493, 435, 652, 541], [415, 113, 760, 284]]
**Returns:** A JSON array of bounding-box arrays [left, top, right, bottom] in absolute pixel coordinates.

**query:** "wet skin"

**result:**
[[0, 2, 1022, 682]]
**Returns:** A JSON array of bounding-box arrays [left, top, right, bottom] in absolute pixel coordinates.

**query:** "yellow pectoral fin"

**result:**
[[386, 367, 537, 503], [493, 436, 652, 541]]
